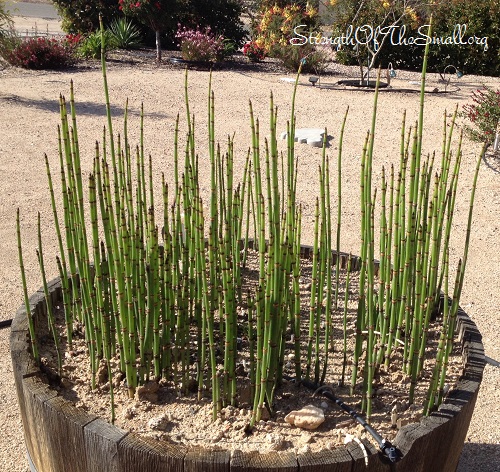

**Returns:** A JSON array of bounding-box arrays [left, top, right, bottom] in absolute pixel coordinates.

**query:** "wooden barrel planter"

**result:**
[[11, 249, 485, 472]]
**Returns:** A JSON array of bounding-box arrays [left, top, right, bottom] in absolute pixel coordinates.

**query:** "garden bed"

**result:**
[[11, 249, 485, 472]]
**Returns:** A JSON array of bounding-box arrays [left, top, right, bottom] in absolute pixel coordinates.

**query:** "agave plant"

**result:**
[[109, 17, 142, 50]]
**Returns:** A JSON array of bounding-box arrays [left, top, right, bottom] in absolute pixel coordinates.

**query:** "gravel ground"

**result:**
[[1, 6, 499, 472]]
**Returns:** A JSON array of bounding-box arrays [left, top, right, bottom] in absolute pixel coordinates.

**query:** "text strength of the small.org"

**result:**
[[290, 24, 489, 52]]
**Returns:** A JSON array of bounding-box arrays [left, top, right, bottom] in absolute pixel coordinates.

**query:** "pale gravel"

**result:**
[[1, 8, 499, 472]]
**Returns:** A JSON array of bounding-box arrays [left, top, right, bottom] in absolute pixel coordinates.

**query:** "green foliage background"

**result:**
[[52, 0, 245, 47], [52, 0, 118, 33], [328, 0, 500, 76]]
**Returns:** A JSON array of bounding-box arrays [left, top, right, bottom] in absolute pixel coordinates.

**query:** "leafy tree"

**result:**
[[119, 0, 185, 62], [0, 0, 13, 39], [121, 0, 245, 62], [177, 0, 245, 47], [0, 0, 15, 61], [420, 0, 499, 76], [326, 0, 424, 84], [52, 0, 119, 33], [328, 0, 500, 77]]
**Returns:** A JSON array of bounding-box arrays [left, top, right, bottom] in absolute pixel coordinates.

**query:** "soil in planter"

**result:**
[[37, 250, 463, 456]]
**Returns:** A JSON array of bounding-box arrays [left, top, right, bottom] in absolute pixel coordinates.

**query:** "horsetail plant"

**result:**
[[18, 19, 483, 435]]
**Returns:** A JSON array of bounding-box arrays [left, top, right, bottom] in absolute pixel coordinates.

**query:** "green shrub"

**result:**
[[4, 36, 77, 69], [0, 0, 14, 60], [221, 38, 237, 59], [109, 17, 142, 49], [331, 0, 500, 76], [0, 0, 13, 39], [427, 0, 500, 76], [278, 43, 328, 73], [77, 30, 117, 59], [177, 0, 246, 47], [52, 0, 119, 34]]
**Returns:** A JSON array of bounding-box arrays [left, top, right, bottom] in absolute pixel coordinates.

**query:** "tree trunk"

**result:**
[[155, 30, 161, 63]]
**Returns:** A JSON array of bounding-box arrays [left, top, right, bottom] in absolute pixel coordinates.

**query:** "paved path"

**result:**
[[5, 1, 59, 19]]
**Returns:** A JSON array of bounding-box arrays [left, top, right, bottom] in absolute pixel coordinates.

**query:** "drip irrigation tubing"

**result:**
[[0, 319, 12, 329], [282, 374, 403, 463]]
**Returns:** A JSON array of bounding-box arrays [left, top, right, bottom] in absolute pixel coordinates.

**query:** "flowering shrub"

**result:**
[[253, 3, 317, 58], [64, 33, 83, 47], [251, 3, 322, 71], [119, 0, 163, 15], [242, 40, 266, 61], [175, 26, 225, 62], [461, 88, 500, 145], [5, 36, 77, 69]]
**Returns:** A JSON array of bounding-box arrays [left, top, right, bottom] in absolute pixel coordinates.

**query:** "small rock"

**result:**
[[391, 408, 398, 427], [135, 381, 160, 402], [391, 399, 409, 412], [320, 401, 329, 410], [97, 360, 108, 385], [304, 434, 315, 444], [260, 407, 271, 421], [411, 412, 422, 422], [60, 377, 73, 389], [266, 433, 285, 451], [122, 406, 136, 420], [396, 417, 412, 429], [148, 414, 170, 431], [297, 444, 311, 454], [238, 384, 252, 404], [285, 404, 325, 430], [211, 431, 224, 443], [337, 419, 355, 428]]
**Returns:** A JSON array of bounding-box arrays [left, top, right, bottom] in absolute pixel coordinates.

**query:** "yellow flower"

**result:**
[[404, 7, 418, 27]]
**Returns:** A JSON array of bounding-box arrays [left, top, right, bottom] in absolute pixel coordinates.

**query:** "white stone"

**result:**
[[148, 414, 170, 431], [280, 128, 329, 148], [285, 404, 325, 430]]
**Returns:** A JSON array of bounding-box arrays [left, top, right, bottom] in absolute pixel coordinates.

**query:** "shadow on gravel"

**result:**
[[0, 93, 172, 120], [457, 443, 500, 471], [482, 149, 500, 174]]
